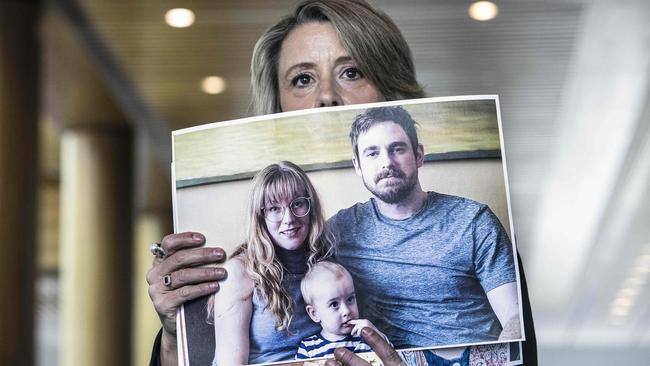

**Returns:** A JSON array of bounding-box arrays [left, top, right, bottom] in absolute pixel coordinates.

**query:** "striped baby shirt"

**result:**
[[295, 333, 371, 359]]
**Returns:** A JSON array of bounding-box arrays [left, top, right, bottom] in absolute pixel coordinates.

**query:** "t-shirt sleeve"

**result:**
[[472, 205, 516, 292]]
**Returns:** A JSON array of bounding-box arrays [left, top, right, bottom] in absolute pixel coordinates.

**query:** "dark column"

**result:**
[[0, 1, 40, 366]]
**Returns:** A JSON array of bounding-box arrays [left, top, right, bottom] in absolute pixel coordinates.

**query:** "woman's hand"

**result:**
[[325, 327, 404, 366], [146, 232, 227, 364]]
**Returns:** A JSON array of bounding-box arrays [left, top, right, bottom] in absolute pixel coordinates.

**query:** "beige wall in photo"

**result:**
[[175, 158, 511, 256]]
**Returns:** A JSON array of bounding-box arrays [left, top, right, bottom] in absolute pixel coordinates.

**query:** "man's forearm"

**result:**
[[498, 314, 522, 340]]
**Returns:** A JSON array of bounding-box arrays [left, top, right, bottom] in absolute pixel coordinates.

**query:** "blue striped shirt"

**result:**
[[295, 333, 371, 359]]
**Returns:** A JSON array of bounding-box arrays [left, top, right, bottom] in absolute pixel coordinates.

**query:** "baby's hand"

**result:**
[[348, 319, 379, 337]]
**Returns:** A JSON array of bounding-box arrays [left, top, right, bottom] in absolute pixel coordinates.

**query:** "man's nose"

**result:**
[[316, 77, 342, 107], [378, 150, 394, 168]]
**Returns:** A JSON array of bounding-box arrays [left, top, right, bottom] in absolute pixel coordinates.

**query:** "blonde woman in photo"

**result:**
[[206, 161, 334, 365]]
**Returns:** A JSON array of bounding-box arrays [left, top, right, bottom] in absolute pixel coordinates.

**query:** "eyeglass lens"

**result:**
[[264, 197, 310, 222]]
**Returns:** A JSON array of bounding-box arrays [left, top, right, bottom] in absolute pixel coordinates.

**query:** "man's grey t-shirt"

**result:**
[[330, 191, 516, 348]]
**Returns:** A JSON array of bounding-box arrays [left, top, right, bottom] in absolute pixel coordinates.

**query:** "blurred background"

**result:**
[[1, 0, 649, 365]]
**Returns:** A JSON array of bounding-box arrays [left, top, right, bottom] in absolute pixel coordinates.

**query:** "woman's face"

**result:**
[[263, 194, 311, 251], [278, 22, 385, 111]]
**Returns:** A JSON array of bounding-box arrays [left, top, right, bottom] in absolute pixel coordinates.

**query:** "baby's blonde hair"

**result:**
[[300, 261, 353, 305]]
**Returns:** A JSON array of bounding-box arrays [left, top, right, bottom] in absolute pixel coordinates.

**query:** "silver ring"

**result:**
[[163, 274, 173, 287], [150, 242, 166, 258]]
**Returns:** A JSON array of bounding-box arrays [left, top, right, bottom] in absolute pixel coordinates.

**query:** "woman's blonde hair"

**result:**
[[249, 0, 425, 115], [207, 161, 334, 331]]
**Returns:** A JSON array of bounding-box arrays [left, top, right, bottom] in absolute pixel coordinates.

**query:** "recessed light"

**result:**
[[634, 254, 650, 272], [165, 8, 195, 28], [610, 306, 628, 317], [619, 286, 639, 298], [201, 76, 226, 95], [469, 1, 499, 22], [612, 296, 632, 308]]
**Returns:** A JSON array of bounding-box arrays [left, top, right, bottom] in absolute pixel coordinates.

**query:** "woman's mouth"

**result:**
[[281, 227, 301, 237]]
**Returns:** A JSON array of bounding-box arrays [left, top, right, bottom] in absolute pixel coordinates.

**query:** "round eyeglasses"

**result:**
[[262, 197, 312, 223]]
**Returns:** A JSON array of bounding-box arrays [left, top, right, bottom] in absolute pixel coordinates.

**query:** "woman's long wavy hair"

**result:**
[[207, 161, 334, 331], [249, 0, 425, 116]]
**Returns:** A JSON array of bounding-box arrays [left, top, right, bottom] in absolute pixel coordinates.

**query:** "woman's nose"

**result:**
[[316, 77, 342, 107], [281, 207, 297, 223]]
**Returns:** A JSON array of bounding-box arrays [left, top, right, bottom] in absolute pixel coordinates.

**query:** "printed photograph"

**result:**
[[172, 96, 525, 366]]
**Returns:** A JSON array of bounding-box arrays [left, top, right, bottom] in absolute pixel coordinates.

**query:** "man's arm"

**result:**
[[486, 282, 522, 340]]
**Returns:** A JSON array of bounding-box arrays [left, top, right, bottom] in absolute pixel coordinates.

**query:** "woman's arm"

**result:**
[[213, 257, 255, 366]]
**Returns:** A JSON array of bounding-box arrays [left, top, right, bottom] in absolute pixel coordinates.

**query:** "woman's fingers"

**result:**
[[161, 232, 206, 254], [148, 249, 227, 284], [332, 327, 403, 366], [332, 348, 369, 366], [324, 359, 342, 366], [146, 231, 228, 337], [150, 267, 226, 291], [150, 281, 221, 336], [359, 327, 403, 366], [152, 281, 221, 312]]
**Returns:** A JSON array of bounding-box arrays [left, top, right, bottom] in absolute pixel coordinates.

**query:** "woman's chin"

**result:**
[[275, 239, 306, 251]]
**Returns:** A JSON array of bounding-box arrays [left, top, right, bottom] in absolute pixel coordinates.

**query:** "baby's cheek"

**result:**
[[351, 307, 360, 319]]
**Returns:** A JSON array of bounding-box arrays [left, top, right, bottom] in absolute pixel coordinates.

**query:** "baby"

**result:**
[[295, 261, 386, 359]]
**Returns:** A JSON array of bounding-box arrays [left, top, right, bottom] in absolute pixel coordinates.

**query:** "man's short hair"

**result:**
[[300, 261, 352, 305], [349, 106, 420, 160]]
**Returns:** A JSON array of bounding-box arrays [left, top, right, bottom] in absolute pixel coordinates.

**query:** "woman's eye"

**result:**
[[342, 67, 363, 80], [268, 206, 280, 213], [291, 74, 313, 87]]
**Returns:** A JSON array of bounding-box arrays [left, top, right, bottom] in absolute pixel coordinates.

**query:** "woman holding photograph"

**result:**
[[146, 1, 536, 365], [207, 161, 334, 365]]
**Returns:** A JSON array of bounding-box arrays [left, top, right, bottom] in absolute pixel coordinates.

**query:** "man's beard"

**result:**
[[364, 167, 418, 204]]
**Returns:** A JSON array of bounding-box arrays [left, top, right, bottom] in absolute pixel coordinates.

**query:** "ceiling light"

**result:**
[[625, 273, 647, 287], [201, 76, 226, 95], [634, 254, 650, 272], [612, 296, 632, 308], [165, 8, 195, 28], [619, 286, 639, 298], [610, 305, 629, 318], [469, 1, 499, 21]]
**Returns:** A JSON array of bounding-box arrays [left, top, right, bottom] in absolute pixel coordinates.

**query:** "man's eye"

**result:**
[[342, 67, 363, 80], [365, 151, 378, 158], [329, 301, 339, 309], [292, 74, 313, 87], [347, 295, 356, 304]]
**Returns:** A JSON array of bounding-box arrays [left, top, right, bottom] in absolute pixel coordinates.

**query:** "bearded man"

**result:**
[[330, 106, 522, 354]]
